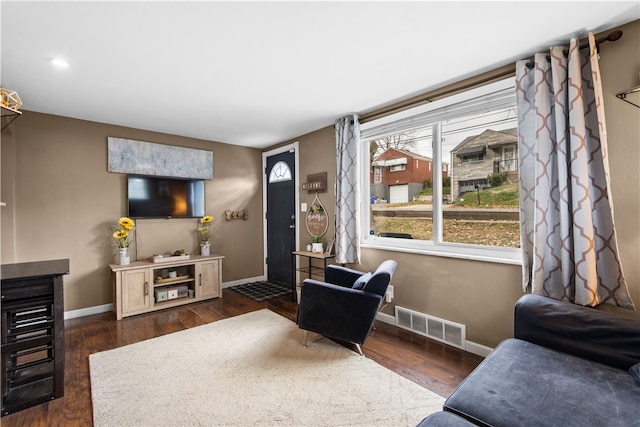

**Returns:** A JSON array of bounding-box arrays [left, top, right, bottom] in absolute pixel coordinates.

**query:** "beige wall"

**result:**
[[277, 20, 640, 348], [1, 112, 265, 311]]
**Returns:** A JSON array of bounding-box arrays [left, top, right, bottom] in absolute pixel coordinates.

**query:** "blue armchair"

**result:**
[[297, 260, 397, 356]]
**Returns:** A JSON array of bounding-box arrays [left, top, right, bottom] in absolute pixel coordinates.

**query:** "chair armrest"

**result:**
[[514, 294, 640, 370], [324, 265, 365, 288], [298, 279, 382, 345]]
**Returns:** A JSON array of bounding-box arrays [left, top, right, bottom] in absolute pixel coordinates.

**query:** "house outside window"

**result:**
[[370, 149, 434, 204], [360, 78, 521, 264]]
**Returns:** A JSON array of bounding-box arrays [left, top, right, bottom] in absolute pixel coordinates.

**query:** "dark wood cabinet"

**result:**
[[1, 259, 68, 416]]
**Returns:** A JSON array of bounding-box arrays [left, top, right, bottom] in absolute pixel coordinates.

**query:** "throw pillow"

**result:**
[[629, 362, 640, 386], [352, 272, 372, 290]]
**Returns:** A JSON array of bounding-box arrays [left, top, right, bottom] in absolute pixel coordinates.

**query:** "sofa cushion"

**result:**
[[514, 294, 640, 370], [416, 411, 476, 426], [352, 272, 372, 290], [444, 338, 640, 427], [630, 362, 640, 386], [361, 260, 396, 296]]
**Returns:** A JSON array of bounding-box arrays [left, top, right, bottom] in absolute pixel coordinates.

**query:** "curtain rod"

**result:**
[[360, 64, 516, 124], [360, 29, 624, 124], [525, 30, 623, 69]]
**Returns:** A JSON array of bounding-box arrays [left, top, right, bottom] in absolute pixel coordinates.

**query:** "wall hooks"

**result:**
[[225, 209, 248, 221]]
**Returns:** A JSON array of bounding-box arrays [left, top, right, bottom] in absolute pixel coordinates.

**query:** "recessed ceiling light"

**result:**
[[50, 58, 70, 68]]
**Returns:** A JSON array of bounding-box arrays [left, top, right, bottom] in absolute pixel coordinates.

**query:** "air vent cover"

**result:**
[[395, 306, 466, 349]]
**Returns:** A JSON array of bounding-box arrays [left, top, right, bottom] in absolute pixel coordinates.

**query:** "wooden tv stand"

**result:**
[[110, 254, 224, 320]]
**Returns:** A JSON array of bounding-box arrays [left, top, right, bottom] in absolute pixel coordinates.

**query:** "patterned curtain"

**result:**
[[516, 32, 634, 309], [335, 115, 360, 264]]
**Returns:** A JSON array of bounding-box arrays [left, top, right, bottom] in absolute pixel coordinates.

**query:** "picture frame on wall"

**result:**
[[325, 239, 334, 255]]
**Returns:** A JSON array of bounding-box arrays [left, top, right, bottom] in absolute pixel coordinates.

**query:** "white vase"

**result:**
[[200, 242, 211, 256], [312, 243, 323, 253], [118, 247, 130, 265]]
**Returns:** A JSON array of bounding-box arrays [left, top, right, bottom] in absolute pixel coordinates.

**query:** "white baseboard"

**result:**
[[221, 275, 266, 289], [65, 303, 113, 320], [375, 311, 396, 326], [464, 341, 494, 357]]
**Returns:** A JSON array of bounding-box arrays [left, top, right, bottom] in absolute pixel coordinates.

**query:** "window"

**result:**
[[390, 164, 406, 172], [268, 161, 292, 183], [360, 78, 521, 264], [373, 166, 382, 183], [462, 153, 484, 162]]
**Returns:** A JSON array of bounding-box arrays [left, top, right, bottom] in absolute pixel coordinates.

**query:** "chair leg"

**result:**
[[355, 343, 364, 357], [303, 330, 309, 347]]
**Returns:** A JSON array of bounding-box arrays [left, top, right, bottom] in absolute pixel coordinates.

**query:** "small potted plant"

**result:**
[[168, 267, 177, 278], [311, 236, 323, 253]]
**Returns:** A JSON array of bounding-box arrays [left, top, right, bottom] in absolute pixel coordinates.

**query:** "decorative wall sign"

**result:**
[[305, 194, 329, 238], [302, 172, 327, 193], [107, 137, 213, 179]]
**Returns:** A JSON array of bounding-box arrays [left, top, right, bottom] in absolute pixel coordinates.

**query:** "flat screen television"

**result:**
[[127, 175, 205, 219]]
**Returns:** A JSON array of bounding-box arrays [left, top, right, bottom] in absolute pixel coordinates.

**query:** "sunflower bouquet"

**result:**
[[197, 215, 213, 243], [112, 217, 135, 248]]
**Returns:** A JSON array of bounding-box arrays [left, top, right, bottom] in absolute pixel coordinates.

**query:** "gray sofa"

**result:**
[[419, 294, 640, 427]]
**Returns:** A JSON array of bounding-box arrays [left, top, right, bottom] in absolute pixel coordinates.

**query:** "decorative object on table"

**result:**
[[224, 209, 248, 221], [197, 215, 213, 256], [311, 236, 323, 254], [325, 239, 334, 255], [112, 217, 135, 265], [306, 243, 312, 252], [151, 250, 188, 264], [168, 268, 177, 278], [306, 193, 328, 253], [151, 253, 191, 263]]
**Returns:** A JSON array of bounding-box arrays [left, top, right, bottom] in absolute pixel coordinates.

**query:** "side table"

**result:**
[[291, 250, 335, 302]]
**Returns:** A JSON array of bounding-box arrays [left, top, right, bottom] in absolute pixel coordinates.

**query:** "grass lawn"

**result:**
[[372, 216, 520, 247], [372, 182, 521, 247], [452, 182, 519, 209]]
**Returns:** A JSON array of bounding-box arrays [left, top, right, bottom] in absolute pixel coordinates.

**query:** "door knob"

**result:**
[[289, 225, 295, 229]]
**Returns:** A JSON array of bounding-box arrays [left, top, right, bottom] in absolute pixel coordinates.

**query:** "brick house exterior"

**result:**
[[370, 148, 448, 203], [449, 128, 517, 200]]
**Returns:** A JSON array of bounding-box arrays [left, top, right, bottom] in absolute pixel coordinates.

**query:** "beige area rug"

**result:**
[[89, 309, 444, 426]]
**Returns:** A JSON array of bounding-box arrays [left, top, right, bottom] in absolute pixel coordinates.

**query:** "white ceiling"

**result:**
[[2, 1, 639, 149]]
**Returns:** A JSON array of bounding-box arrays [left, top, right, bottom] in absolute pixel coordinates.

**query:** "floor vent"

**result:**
[[395, 306, 466, 349]]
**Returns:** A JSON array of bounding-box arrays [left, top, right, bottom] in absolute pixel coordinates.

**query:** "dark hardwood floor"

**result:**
[[1, 289, 483, 426]]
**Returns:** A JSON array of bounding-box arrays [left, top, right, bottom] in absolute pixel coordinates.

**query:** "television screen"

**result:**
[[127, 175, 205, 218]]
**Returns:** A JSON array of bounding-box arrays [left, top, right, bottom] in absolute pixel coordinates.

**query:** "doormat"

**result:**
[[230, 281, 292, 302]]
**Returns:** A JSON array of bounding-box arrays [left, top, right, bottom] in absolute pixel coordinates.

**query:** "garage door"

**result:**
[[389, 184, 408, 203]]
